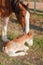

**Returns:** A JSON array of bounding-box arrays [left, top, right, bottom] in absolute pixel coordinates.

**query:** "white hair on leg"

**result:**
[[8, 51, 27, 56], [25, 11, 30, 34], [8, 45, 28, 56], [2, 17, 10, 42]]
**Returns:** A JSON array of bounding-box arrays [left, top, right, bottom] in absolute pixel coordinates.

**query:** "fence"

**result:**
[[29, 2, 43, 13], [24, 0, 43, 14]]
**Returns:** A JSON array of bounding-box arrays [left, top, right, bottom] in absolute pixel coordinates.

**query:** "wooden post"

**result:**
[[34, 0, 36, 13]]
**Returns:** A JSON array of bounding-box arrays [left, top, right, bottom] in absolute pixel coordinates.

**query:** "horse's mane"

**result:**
[[11, 0, 30, 13], [20, 2, 30, 12]]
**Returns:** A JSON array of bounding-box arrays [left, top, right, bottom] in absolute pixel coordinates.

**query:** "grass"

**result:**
[[30, 36, 43, 52], [0, 13, 43, 65], [30, 8, 43, 16], [0, 63, 3, 65], [8, 31, 20, 40], [30, 8, 43, 14], [0, 35, 43, 65]]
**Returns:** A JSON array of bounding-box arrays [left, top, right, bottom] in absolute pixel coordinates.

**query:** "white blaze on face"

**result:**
[[25, 11, 30, 34]]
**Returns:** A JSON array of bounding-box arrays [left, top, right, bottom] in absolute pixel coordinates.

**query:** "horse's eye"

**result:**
[[22, 15, 24, 17]]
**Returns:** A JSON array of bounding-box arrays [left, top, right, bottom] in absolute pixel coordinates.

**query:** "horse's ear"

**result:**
[[26, 3, 29, 8], [18, 3, 25, 11]]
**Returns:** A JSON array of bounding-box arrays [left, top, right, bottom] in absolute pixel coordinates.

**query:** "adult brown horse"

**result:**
[[0, 0, 30, 42]]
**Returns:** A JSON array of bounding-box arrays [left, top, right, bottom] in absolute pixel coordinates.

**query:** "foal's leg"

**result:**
[[8, 46, 28, 56], [8, 51, 27, 56], [2, 17, 10, 42], [25, 11, 30, 34]]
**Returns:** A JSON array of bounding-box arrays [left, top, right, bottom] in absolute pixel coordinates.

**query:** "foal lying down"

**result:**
[[3, 32, 33, 56]]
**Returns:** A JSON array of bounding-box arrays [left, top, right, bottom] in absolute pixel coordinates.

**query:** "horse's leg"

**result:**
[[2, 17, 10, 42], [25, 11, 30, 34]]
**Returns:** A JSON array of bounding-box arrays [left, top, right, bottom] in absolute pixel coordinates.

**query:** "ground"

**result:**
[[24, 0, 43, 2], [0, 13, 43, 65]]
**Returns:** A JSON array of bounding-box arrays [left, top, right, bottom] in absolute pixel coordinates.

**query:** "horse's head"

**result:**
[[11, 0, 30, 33], [16, 2, 29, 24]]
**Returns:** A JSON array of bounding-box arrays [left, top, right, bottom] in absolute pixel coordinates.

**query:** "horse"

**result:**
[[0, 0, 30, 42]]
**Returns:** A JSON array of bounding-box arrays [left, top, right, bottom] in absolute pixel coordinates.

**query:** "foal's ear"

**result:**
[[26, 3, 29, 8]]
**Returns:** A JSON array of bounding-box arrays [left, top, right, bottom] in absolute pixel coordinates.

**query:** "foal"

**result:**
[[1, 0, 30, 42], [3, 32, 33, 56]]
